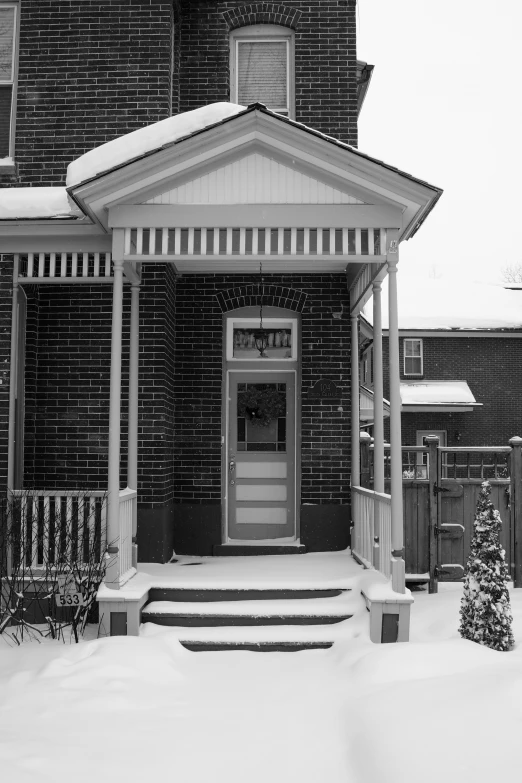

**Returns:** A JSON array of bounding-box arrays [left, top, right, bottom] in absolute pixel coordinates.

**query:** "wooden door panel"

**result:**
[[228, 373, 296, 541]]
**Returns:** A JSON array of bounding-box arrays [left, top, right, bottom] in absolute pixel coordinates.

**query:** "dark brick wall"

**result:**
[[178, 0, 358, 146], [173, 273, 352, 505], [23, 284, 125, 489], [0, 260, 13, 488], [1, 0, 358, 187], [2, 0, 173, 186], [21, 265, 178, 502], [382, 335, 522, 448]]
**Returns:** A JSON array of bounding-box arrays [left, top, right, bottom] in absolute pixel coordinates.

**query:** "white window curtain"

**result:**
[[237, 40, 288, 114]]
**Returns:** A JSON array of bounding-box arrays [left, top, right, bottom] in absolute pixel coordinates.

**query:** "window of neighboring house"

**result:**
[[403, 338, 423, 376], [0, 3, 18, 160], [230, 25, 294, 118]]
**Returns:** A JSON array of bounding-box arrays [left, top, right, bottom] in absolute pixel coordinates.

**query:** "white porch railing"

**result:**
[[115, 487, 136, 584], [7, 490, 106, 568], [6, 488, 136, 586], [351, 485, 392, 580]]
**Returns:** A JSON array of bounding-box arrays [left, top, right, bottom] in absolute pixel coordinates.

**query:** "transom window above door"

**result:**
[[230, 25, 294, 118], [227, 318, 298, 362]]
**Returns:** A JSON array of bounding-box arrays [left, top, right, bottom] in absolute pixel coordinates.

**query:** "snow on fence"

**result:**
[[7, 490, 106, 568], [351, 486, 392, 580]]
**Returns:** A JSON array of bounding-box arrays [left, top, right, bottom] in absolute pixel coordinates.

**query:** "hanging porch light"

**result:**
[[253, 262, 269, 357]]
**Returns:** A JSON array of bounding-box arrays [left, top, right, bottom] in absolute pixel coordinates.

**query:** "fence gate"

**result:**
[[362, 437, 518, 594], [433, 446, 512, 589]]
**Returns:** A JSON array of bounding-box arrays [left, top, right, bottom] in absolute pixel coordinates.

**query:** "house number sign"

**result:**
[[307, 379, 341, 400], [55, 574, 84, 607]]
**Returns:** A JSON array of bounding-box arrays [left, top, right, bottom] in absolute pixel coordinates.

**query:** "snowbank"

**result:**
[[66, 103, 246, 187], [0, 187, 82, 219]]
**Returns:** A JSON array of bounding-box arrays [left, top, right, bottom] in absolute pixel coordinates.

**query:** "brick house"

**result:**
[[0, 1, 442, 637], [361, 278, 522, 449]]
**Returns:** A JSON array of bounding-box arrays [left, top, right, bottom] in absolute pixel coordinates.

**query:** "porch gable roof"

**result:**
[[65, 103, 441, 239]]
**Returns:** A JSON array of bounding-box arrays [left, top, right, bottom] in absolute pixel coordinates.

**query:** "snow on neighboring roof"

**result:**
[[0, 187, 82, 219], [400, 381, 479, 406], [364, 275, 522, 330], [66, 102, 247, 188]]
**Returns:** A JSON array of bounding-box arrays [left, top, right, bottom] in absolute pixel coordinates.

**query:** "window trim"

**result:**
[[0, 1, 19, 165], [403, 338, 423, 376], [230, 24, 295, 119]]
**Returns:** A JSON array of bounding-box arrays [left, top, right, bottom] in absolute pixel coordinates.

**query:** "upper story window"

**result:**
[[230, 25, 294, 118], [403, 339, 423, 376], [0, 3, 18, 159]]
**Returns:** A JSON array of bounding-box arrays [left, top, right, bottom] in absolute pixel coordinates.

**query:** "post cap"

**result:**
[[423, 435, 440, 444], [509, 436, 522, 446], [360, 432, 372, 443]]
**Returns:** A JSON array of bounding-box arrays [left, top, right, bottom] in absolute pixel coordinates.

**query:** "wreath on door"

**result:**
[[237, 387, 286, 428]]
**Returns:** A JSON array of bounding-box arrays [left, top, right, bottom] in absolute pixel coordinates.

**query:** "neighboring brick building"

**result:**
[[0, 1, 441, 576], [361, 278, 522, 448]]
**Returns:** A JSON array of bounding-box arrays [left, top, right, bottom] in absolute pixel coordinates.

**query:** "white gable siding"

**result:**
[[143, 154, 367, 206]]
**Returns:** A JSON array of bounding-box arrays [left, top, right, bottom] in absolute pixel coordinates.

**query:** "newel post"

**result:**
[[425, 435, 440, 594], [509, 436, 522, 588]]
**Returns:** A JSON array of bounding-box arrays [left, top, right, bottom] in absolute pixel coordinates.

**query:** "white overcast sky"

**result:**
[[357, 0, 521, 285]]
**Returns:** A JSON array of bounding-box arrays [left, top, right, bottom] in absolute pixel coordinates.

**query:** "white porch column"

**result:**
[[387, 231, 405, 593], [128, 279, 140, 567], [106, 244, 125, 589], [372, 280, 385, 494], [7, 256, 19, 491], [351, 313, 360, 486]]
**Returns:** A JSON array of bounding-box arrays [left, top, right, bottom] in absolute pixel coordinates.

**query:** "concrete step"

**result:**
[[213, 544, 307, 556], [142, 591, 355, 628], [181, 641, 333, 652], [141, 621, 354, 651], [147, 587, 345, 603]]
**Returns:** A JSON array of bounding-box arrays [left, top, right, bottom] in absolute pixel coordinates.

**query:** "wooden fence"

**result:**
[[359, 436, 522, 592]]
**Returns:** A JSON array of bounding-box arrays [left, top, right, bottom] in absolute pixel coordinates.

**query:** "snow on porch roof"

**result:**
[[65, 101, 442, 199], [0, 102, 441, 221], [401, 381, 482, 412], [0, 187, 83, 220]]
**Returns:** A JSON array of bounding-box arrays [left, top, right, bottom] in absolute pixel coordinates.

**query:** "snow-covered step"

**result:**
[[141, 617, 359, 651], [142, 592, 355, 627]]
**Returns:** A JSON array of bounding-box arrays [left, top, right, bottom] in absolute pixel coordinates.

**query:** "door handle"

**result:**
[[229, 461, 235, 472]]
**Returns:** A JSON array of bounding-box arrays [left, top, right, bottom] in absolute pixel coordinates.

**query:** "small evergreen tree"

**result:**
[[459, 481, 514, 651]]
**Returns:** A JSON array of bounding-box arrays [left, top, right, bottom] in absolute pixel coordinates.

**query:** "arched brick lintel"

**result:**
[[222, 5, 302, 31], [216, 285, 308, 313]]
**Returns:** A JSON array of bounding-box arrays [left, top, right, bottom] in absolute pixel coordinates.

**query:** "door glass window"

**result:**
[[237, 383, 286, 452]]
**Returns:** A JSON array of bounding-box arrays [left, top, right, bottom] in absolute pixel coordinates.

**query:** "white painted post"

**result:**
[[128, 278, 140, 568], [351, 313, 360, 486], [106, 233, 125, 589], [387, 231, 405, 593], [7, 257, 19, 491], [372, 280, 385, 494]]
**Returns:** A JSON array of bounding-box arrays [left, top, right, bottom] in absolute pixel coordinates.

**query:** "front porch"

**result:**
[[0, 103, 441, 641]]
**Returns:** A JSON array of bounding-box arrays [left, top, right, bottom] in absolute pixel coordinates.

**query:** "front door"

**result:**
[[227, 372, 296, 542]]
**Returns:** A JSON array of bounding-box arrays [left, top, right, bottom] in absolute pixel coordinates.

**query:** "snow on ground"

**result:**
[[2, 580, 522, 783]]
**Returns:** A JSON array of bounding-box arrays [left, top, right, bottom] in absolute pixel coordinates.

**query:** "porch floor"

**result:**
[[133, 549, 363, 592]]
